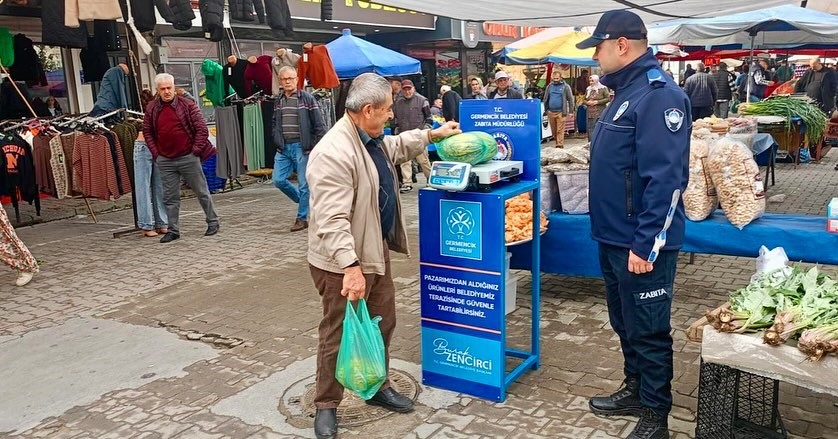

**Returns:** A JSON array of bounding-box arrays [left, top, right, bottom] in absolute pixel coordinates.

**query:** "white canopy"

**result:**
[[647, 5, 838, 48], [371, 0, 795, 27]]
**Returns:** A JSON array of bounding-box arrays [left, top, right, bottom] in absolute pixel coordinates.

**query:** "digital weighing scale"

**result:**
[[428, 160, 524, 192]]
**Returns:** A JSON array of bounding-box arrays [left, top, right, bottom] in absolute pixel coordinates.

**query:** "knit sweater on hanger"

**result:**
[[297, 45, 339, 90], [224, 61, 248, 98], [245, 55, 273, 96]]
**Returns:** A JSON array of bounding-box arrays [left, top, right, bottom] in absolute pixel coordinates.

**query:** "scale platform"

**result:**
[[427, 160, 524, 192]]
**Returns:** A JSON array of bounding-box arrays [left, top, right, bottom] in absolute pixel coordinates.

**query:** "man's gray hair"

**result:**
[[696, 62, 706, 72], [345, 73, 390, 112], [155, 73, 175, 87], [278, 65, 297, 76]]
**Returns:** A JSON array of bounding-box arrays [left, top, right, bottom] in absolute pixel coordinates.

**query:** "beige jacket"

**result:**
[[307, 115, 431, 275], [66, 0, 123, 27]]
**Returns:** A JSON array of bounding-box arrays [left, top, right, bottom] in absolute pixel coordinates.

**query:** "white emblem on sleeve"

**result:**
[[664, 108, 684, 132], [613, 101, 629, 121]]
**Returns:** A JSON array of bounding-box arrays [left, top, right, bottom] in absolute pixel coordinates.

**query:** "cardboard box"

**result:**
[[829, 198, 838, 233]]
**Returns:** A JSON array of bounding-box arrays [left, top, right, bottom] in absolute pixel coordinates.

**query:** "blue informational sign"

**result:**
[[419, 98, 542, 402], [459, 99, 543, 182], [440, 200, 482, 260]]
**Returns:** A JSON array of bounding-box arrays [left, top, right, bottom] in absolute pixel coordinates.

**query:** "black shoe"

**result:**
[[205, 224, 219, 236], [365, 387, 414, 413], [159, 232, 180, 243], [314, 408, 337, 439], [589, 377, 643, 416], [399, 184, 413, 194], [627, 408, 670, 439]]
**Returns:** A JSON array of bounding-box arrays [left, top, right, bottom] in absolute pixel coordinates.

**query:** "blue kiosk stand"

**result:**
[[418, 99, 542, 401]]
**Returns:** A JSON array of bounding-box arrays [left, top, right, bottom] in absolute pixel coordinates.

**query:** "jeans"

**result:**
[[133, 141, 168, 230], [273, 142, 309, 221], [158, 154, 219, 235], [598, 243, 678, 417], [713, 101, 730, 119]]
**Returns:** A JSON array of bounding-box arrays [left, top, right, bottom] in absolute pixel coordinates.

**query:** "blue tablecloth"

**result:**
[[511, 211, 838, 277]]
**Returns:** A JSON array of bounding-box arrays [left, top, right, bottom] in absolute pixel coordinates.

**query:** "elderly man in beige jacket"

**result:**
[[306, 73, 460, 439]]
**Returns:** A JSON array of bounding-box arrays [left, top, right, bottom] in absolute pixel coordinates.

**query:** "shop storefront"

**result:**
[[370, 19, 542, 99]]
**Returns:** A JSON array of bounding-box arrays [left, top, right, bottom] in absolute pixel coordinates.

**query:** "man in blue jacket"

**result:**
[[543, 70, 575, 147], [577, 10, 690, 439]]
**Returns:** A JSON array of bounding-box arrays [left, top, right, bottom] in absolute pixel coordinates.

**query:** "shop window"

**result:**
[[29, 45, 69, 117], [162, 38, 218, 59], [436, 51, 462, 95]]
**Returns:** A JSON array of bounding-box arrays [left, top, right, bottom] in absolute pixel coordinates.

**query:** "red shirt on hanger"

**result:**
[[297, 45, 339, 90]]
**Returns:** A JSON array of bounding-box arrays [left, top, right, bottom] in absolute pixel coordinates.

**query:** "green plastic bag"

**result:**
[[334, 299, 387, 400]]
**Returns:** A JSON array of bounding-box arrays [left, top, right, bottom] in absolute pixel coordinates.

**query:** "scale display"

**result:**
[[428, 161, 472, 191]]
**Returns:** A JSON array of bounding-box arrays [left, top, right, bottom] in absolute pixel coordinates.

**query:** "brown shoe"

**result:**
[[290, 219, 308, 232]]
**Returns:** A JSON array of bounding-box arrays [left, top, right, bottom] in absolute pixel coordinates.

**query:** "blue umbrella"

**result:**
[[326, 29, 421, 79]]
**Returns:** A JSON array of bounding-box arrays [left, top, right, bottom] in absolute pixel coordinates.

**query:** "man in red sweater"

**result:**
[[143, 73, 219, 243]]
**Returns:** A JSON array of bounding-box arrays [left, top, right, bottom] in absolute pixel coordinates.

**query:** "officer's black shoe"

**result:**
[[627, 408, 670, 439], [589, 377, 643, 416], [314, 408, 337, 439]]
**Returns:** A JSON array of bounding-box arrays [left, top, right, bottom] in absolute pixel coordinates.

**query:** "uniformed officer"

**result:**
[[577, 10, 690, 439]]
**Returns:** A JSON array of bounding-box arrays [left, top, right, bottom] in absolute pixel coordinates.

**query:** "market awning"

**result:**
[[504, 31, 597, 66], [369, 0, 794, 27], [648, 5, 838, 48]]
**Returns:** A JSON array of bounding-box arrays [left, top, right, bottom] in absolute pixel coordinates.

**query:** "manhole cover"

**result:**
[[279, 369, 419, 428]]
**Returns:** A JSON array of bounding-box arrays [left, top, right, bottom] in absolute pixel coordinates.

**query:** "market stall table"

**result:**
[[510, 211, 838, 277], [695, 328, 838, 439]]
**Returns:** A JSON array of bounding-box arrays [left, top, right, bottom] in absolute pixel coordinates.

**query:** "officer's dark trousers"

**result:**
[[598, 243, 678, 417]]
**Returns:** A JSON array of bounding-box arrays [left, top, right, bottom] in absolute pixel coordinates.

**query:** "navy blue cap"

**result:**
[[576, 10, 648, 49]]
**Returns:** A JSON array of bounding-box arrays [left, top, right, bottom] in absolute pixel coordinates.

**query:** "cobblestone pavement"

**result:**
[[1, 144, 837, 439]]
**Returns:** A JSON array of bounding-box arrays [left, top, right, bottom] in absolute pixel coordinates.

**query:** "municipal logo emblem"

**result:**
[[446, 207, 475, 237], [492, 132, 514, 160], [664, 108, 684, 132], [613, 101, 629, 121]]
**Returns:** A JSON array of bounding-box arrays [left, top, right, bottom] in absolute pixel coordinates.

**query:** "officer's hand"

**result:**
[[341, 266, 366, 301], [628, 250, 654, 274], [431, 121, 462, 141]]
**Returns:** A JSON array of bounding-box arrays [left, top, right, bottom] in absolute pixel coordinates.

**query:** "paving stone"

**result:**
[[4, 162, 838, 439]]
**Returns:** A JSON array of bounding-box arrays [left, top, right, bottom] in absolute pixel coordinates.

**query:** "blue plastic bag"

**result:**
[[334, 299, 387, 400]]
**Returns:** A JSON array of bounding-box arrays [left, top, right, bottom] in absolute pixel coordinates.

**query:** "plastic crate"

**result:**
[[695, 361, 787, 439], [554, 170, 589, 214]]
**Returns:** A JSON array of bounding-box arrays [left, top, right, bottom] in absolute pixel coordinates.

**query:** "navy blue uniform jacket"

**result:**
[[589, 49, 691, 261]]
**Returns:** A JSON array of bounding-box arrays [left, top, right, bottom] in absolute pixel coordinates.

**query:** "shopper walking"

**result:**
[[0, 206, 38, 286], [683, 62, 717, 121], [577, 9, 690, 439], [392, 79, 432, 193], [711, 62, 736, 118], [143, 73, 219, 243], [271, 66, 327, 232], [306, 72, 461, 439], [584, 74, 610, 141], [543, 70, 575, 148]]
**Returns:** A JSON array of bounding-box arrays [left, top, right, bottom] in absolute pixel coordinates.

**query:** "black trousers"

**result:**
[[598, 243, 678, 417]]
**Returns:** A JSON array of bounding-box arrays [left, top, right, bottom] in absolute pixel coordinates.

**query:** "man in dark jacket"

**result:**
[[577, 10, 690, 439], [272, 66, 328, 232], [440, 85, 462, 122], [489, 71, 524, 99], [393, 80, 433, 193], [795, 57, 837, 114], [543, 70, 575, 147], [711, 62, 736, 118], [683, 62, 717, 121], [143, 73, 219, 243]]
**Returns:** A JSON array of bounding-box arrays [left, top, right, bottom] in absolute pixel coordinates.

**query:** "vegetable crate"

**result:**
[[554, 170, 589, 214], [695, 361, 787, 439]]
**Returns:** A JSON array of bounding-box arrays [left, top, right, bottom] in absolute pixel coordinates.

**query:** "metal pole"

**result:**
[[746, 33, 756, 101]]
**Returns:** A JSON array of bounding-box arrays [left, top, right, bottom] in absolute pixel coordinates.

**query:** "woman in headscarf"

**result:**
[[584, 74, 611, 141]]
